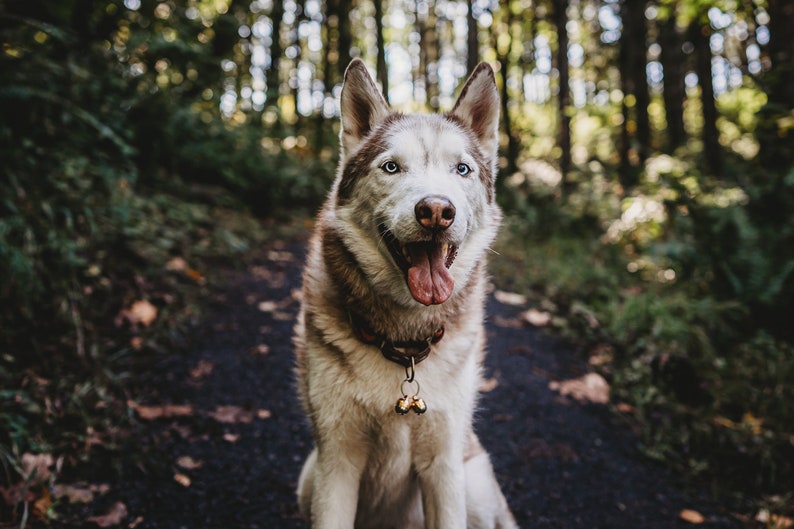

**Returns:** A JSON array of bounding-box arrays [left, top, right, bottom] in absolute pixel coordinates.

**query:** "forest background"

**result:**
[[1, 0, 793, 525]]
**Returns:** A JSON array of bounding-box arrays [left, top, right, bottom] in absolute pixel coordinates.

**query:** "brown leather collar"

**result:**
[[348, 311, 445, 368]]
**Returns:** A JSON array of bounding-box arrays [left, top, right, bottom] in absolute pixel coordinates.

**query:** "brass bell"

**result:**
[[394, 397, 411, 415], [411, 396, 427, 414]]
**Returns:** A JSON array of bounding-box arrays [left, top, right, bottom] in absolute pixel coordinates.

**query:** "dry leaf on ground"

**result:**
[[223, 433, 240, 443], [189, 360, 214, 380], [176, 456, 203, 470], [125, 300, 158, 327], [21, 452, 54, 482], [479, 377, 500, 393], [679, 509, 706, 524], [549, 373, 610, 404], [250, 344, 270, 355], [522, 308, 552, 327], [257, 300, 279, 312], [87, 501, 128, 527], [52, 483, 103, 503], [173, 474, 191, 487], [493, 290, 527, 306], [209, 405, 253, 424], [131, 402, 194, 420]]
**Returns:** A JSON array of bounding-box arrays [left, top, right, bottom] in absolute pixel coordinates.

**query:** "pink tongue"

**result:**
[[406, 244, 454, 306]]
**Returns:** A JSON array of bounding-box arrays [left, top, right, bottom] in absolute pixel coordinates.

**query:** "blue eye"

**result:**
[[381, 161, 400, 174], [456, 163, 471, 176]]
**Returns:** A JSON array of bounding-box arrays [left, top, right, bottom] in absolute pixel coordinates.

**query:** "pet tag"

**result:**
[[394, 358, 427, 415]]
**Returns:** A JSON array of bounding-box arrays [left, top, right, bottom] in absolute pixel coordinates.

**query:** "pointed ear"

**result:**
[[339, 59, 390, 157], [449, 63, 500, 159]]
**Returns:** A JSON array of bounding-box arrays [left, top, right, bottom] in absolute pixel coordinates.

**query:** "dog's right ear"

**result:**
[[339, 59, 390, 158]]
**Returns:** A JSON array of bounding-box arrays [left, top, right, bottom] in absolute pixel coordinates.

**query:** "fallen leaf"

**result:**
[[549, 373, 610, 404], [52, 483, 95, 503], [257, 300, 278, 312], [250, 344, 270, 355], [129, 336, 144, 350], [209, 405, 253, 424], [479, 377, 500, 393], [126, 300, 158, 327], [492, 315, 523, 328], [173, 474, 191, 487], [131, 402, 194, 420], [256, 409, 272, 419], [176, 456, 203, 470], [267, 250, 293, 262], [185, 268, 205, 284], [165, 257, 187, 272], [493, 290, 527, 306], [223, 433, 240, 443], [189, 360, 214, 380], [22, 453, 54, 483], [33, 487, 52, 519], [616, 402, 636, 414], [680, 509, 706, 524], [87, 501, 128, 527], [522, 308, 552, 327]]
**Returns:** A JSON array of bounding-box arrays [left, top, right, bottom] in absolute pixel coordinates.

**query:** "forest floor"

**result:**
[[60, 234, 746, 529]]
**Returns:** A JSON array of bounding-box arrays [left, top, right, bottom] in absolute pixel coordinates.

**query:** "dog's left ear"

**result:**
[[449, 63, 500, 159], [340, 59, 391, 158]]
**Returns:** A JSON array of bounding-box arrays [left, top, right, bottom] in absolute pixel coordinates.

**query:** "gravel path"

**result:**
[[84, 237, 742, 529]]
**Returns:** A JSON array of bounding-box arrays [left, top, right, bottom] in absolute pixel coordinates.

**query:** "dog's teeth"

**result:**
[[442, 243, 449, 257], [402, 246, 411, 264]]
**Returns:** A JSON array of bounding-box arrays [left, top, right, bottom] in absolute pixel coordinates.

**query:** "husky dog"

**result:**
[[294, 59, 517, 529]]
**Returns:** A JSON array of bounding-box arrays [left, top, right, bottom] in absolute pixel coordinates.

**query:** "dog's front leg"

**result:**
[[414, 418, 467, 529], [310, 439, 367, 529]]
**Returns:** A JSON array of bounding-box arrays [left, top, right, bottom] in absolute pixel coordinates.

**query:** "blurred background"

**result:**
[[1, 0, 793, 524]]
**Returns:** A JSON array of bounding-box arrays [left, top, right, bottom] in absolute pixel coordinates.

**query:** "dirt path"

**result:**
[[82, 237, 741, 528]]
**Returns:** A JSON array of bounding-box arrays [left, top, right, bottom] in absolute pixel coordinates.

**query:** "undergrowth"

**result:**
[[494, 152, 794, 516]]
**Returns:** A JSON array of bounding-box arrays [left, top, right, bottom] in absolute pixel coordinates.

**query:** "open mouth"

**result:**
[[379, 224, 459, 306]]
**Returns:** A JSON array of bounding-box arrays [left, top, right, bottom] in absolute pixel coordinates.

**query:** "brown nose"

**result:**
[[415, 195, 456, 231]]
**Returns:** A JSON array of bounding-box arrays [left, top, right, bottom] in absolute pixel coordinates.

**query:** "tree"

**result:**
[[618, 0, 650, 187], [689, 13, 721, 175], [553, 0, 572, 185], [658, 8, 686, 152], [374, 0, 389, 102], [466, 0, 479, 76], [266, 0, 285, 112]]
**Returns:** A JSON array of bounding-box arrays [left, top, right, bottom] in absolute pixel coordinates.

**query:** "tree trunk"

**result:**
[[316, 0, 337, 145], [618, 0, 649, 188], [425, 5, 440, 111], [337, 0, 353, 78], [266, 0, 285, 112], [757, 0, 794, 169], [659, 13, 686, 152], [466, 0, 479, 76], [416, 0, 427, 102], [374, 0, 389, 102], [690, 18, 721, 175], [631, 1, 650, 162], [553, 0, 571, 187], [497, 0, 520, 173]]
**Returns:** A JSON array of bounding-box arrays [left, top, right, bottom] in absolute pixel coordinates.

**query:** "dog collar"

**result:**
[[348, 311, 445, 368]]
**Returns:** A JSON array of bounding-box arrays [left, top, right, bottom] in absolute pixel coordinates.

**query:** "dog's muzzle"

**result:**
[[379, 195, 459, 306]]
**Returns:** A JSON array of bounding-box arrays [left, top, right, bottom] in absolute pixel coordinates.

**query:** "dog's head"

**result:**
[[331, 59, 501, 307]]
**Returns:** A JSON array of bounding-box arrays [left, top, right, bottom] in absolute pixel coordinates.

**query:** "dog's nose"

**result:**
[[415, 195, 456, 231]]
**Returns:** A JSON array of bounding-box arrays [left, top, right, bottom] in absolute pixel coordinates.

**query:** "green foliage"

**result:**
[[498, 137, 794, 502], [0, 1, 330, 516]]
